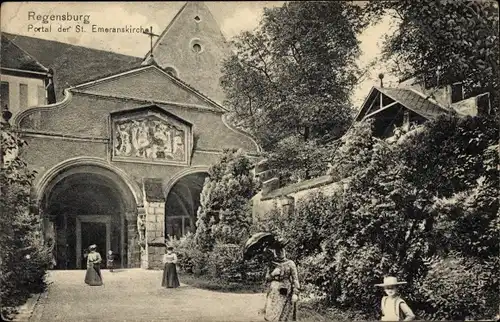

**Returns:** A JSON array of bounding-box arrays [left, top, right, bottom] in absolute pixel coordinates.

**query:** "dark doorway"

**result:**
[[45, 172, 130, 269], [81, 222, 106, 269]]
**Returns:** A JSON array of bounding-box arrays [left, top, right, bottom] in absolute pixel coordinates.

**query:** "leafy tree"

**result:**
[[221, 1, 370, 183], [364, 0, 499, 115], [194, 149, 259, 250], [1, 120, 51, 317]]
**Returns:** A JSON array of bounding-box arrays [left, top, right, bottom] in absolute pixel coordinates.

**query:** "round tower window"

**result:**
[[193, 43, 202, 53], [194, 16, 201, 22], [164, 67, 178, 78]]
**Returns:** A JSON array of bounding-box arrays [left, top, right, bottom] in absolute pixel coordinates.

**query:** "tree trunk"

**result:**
[[304, 126, 310, 180]]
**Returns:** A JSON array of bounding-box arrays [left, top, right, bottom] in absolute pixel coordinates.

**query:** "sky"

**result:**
[[1, 1, 398, 107]]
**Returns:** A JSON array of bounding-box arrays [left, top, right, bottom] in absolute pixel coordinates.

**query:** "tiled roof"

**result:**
[[2, 33, 143, 101], [377, 87, 450, 120], [1, 34, 48, 73]]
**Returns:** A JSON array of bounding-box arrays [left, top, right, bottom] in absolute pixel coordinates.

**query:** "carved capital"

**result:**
[[137, 206, 146, 216]]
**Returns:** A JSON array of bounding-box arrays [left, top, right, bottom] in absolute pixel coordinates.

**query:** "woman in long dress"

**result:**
[[161, 246, 180, 288], [84, 244, 103, 286], [264, 240, 300, 321]]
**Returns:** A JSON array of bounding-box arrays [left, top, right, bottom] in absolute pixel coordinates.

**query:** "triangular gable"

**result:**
[[110, 104, 193, 127], [356, 86, 449, 121], [355, 86, 379, 121], [144, 2, 189, 60], [144, 2, 228, 60], [70, 65, 226, 112], [141, 1, 232, 104]]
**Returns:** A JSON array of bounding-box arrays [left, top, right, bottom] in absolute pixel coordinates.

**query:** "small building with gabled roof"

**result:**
[[355, 77, 491, 138], [1, 34, 56, 118]]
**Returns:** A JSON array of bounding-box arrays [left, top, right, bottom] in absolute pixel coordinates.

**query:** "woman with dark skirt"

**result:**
[[84, 244, 103, 286], [161, 246, 180, 288]]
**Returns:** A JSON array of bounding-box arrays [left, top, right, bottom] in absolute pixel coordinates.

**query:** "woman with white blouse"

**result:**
[[161, 246, 180, 288]]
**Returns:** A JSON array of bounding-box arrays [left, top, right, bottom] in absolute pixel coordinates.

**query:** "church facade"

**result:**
[[3, 2, 260, 270]]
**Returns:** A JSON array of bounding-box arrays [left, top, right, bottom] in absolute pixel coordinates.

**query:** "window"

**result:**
[[190, 39, 204, 54], [164, 67, 178, 78], [0, 82, 9, 110], [19, 83, 28, 109], [193, 43, 202, 53], [37, 85, 47, 105], [194, 16, 201, 22], [451, 82, 464, 103], [477, 92, 491, 115]]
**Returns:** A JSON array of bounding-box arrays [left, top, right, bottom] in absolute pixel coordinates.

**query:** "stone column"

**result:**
[[142, 178, 166, 270], [144, 201, 165, 269]]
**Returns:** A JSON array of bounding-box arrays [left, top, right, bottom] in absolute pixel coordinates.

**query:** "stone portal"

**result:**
[[165, 172, 208, 238], [142, 171, 208, 269], [39, 163, 141, 269]]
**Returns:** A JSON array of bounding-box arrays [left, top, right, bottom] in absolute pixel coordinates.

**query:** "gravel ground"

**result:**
[[29, 269, 266, 322]]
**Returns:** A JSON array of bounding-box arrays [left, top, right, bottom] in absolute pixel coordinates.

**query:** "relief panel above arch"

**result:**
[[111, 105, 193, 166]]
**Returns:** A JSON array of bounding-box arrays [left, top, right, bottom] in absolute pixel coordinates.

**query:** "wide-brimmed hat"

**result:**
[[375, 276, 407, 287], [89, 244, 97, 250]]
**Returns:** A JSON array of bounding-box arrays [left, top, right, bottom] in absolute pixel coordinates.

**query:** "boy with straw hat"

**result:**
[[376, 276, 415, 321]]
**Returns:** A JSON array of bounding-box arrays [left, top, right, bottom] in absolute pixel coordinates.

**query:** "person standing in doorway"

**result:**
[[107, 250, 115, 272], [84, 245, 103, 286], [161, 246, 180, 288]]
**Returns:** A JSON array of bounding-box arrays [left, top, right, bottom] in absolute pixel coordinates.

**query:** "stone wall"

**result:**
[[252, 174, 348, 221]]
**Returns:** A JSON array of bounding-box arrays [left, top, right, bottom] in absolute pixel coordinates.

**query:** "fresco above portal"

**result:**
[[112, 115, 188, 164]]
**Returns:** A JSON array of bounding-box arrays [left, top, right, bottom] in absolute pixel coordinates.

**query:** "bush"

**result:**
[[1, 122, 51, 316], [416, 255, 496, 320], [167, 234, 208, 275], [195, 149, 259, 250], [205, 243, 267, 283], [260, 115, 499, 319], [207, 243, 245, 281]]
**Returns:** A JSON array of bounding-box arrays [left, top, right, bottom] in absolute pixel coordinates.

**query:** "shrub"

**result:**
[[416, 255, 496, 320], [167, 234, 208, 275], [205, 243, 266, 283], [195, 149, 259, 250], [260, 115, 499, 319], [207, 243, 244, 281], [1, 122, 51, 316]]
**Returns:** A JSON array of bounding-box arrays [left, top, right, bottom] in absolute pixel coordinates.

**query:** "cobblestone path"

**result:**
[[29, 269, 265, 322]]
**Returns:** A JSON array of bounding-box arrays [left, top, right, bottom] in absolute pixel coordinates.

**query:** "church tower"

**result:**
[[144, 2, 233, 105]]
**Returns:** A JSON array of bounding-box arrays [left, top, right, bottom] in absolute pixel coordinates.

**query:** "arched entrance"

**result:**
[[37, 160, 141, 269], [164, 171, 208, 238]]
